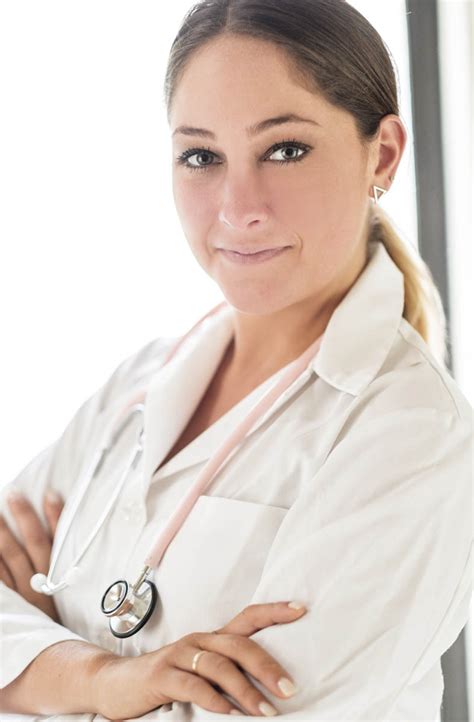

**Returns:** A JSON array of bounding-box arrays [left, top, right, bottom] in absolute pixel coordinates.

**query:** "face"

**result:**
[[169, 34, 377, 316]]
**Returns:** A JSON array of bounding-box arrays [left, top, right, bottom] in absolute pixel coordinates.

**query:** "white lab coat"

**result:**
[[1, 239, 472, 722]]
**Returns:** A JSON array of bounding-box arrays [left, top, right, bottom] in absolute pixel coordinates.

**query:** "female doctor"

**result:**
[[1, 1, 472, 720]]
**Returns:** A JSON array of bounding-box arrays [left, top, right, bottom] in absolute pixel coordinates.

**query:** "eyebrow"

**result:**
[[172, 113, 321, 139]]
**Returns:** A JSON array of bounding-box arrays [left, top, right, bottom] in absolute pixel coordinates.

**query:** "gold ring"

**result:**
[[192, 650, 206, 672]]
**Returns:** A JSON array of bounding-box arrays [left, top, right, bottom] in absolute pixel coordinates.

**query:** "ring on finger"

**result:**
[[192, 649, 207, 672]]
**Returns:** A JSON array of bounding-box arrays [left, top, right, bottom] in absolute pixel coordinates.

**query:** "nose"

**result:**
[[217, 168, 272, 230]]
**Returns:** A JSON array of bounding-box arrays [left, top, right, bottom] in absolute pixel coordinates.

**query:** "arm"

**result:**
[[0, 490, 66, 623], [177, 404, 472, 722], [0, 337, 173, 695], [244, 406, 473, 721], [0, 639, 115, 715]]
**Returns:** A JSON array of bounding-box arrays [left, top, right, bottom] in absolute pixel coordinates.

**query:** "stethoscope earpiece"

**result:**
[[30, 572, 49, 594], [30, 565, 84, 595]]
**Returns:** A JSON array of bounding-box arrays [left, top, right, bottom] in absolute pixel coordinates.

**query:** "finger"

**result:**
[[173, 643, 280, 717], [215, 601, 307, 637], [192, 631, 299, 703], [0, 553, 16, 590], [0, 514, 35, 595], [43, 490, 64, 538], [6, 494, 52, 574], [157, 665, 241, 717]]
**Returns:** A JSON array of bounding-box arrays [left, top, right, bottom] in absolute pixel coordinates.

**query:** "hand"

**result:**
[[0, 490, 65, 622], [94, 601, 307, 719]]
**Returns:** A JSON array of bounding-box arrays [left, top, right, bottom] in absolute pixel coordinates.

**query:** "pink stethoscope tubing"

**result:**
[[31, 301, 323, 637]]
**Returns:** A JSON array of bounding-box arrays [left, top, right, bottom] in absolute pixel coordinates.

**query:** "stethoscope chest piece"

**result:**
[[100, 576, 158, 638]]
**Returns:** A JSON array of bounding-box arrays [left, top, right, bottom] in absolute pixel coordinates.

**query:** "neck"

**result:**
[[225, 244, 369, 379]]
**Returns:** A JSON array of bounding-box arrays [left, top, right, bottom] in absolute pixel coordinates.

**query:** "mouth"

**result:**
[[216, 246, 291, 265]]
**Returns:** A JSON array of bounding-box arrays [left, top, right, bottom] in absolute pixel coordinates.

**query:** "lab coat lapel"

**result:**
[[141, 305, 235, 486], [149, 359, 316, 483], [141, 306, 317, 486]]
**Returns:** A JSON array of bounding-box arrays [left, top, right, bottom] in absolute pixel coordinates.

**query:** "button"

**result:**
[[121, 502, 145, 524]]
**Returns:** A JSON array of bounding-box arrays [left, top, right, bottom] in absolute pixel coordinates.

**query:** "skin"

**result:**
[[0, 492, 63, 621], [170, 34, 407, 379]]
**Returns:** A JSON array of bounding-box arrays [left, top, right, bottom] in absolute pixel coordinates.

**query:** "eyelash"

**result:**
[[175, 138, 312, 173]]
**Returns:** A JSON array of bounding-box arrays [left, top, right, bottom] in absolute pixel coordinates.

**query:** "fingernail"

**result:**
[[288, 601, 305, 610], [7, 491, 24, 504], [258, 701, 278, 717], [277, 677, 298, 697], [45, 490, 61, 504]]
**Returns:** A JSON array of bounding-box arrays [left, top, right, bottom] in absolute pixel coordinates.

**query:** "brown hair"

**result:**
[[163, 0, 448, 367]]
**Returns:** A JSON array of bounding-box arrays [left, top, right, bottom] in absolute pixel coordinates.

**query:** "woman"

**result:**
[[0, 1, 472, 720]]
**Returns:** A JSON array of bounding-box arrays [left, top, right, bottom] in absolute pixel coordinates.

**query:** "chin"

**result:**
[[217, 281, 297, 317]]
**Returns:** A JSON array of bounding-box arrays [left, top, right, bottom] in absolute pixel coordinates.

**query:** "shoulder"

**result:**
[[313, 321, 472, 535], [328, 318, 472, 475], [352, 317, 471, 426]]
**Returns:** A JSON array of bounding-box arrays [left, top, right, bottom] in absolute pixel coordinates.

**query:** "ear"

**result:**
[[370, 114, 408, 192]]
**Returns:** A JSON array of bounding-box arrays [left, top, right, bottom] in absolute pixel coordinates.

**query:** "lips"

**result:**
[[217, 246, 289, 255], [216, 246, 291, 265]]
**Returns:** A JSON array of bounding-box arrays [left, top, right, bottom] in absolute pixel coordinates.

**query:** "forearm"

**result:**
[[0, 639, 116, 715]]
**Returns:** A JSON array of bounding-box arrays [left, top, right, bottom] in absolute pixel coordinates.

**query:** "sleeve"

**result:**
[[0, 337, 172, 690], [187, 405, 473, 721]]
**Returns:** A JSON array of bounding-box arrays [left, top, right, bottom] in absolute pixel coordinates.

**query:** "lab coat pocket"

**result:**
[[154, 495, 288, 641]]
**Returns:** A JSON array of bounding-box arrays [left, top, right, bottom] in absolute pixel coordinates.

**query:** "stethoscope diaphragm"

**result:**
[[100, 575, 158, 638]]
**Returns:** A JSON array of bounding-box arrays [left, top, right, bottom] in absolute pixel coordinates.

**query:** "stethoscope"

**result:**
[[30, 301, 323, 638]]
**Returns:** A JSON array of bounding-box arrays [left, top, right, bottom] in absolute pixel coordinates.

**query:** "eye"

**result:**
[[175, 146, 217, 172], [266, 139, 310, 165], [174, 138, 311, 173]]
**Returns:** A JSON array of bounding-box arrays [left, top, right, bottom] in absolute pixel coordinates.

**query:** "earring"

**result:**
[[371, 175, 395, 204], [372, 185, 387, 204]]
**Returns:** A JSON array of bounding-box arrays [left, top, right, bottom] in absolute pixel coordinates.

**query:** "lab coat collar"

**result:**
[[312, 239, 405, 395], [141, 239, 404, 484]]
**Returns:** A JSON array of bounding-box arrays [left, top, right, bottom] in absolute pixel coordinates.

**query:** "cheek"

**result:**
[[268, 168, 338, 253], [268, 159, 340, 235], [274, 163, 365, 281], [172, 175, 215, 254]]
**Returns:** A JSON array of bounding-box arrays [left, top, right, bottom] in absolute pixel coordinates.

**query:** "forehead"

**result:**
[[169, 34, 356, 141], [179, 34, 296, 79], [171, 36, 319, 121]]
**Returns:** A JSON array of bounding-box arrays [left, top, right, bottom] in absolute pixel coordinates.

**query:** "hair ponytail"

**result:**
[[369, 203, 448, 367]]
